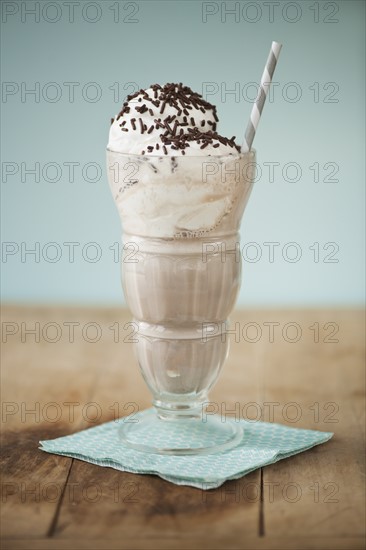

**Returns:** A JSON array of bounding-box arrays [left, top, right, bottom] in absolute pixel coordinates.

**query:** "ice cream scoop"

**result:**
[[108, 83, 240, 156]]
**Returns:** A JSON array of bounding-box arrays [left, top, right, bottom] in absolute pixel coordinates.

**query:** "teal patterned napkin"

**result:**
[[39, 410, 333, 489]]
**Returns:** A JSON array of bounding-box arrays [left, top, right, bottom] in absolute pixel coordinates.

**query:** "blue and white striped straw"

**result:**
[[241, 41, 282, 153]]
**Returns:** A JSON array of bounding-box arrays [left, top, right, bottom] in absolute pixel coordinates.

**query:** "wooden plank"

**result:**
[[0, 425, 72, 539], [0, 305, 132, 538], [2, 536, 365, 550], [52, 460, 261, 540], [258, 310, 365, 539]]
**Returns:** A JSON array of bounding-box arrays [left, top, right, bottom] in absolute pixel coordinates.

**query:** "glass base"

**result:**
[[118, 409, 243, 455]]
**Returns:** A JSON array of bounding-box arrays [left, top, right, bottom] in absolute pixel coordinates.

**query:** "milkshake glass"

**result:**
[[107, 150, 256, 455]]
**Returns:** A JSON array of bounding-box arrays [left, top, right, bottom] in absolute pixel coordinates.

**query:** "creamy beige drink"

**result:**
[[107, 152, 254, 324]]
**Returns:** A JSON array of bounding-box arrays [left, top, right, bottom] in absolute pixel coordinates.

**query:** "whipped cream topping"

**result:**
[[108, 83, 240, 156]]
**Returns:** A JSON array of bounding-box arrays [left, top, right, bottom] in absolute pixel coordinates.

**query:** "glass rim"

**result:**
[[106, 148, 256, 160]]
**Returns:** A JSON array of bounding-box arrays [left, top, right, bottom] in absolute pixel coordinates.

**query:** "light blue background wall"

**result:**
[[1, 0, 365, 306]]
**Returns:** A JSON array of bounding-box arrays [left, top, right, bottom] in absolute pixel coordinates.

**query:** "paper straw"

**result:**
[[241, 41, 282, 153]]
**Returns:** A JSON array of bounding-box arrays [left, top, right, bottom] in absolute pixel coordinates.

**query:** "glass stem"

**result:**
[[153, 395, 208, 421]]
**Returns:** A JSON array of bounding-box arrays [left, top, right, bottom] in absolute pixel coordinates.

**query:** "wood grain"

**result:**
[[1, 305, 365, 550], [258, 310, 365, 539]]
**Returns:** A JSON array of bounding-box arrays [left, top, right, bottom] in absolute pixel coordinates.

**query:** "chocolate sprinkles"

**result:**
[[110, 82, 239, 156]]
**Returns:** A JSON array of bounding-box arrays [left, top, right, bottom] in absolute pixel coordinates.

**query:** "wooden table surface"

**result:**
[[1, 305, 365, 550]]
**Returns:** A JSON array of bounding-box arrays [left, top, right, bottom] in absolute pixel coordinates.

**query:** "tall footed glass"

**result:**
[[107, 150, 256, 455]]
